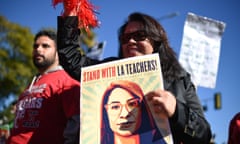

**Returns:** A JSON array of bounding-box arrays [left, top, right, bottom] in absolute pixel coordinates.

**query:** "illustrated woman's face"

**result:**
[[105, 88, 142, 136]]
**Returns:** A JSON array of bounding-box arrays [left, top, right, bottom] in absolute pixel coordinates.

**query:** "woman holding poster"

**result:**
[[56, 1, 212, 143]]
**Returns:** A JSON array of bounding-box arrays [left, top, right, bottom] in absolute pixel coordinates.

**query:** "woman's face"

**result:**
[[105, 88, 142, 136], [121, 21, 154, 58]]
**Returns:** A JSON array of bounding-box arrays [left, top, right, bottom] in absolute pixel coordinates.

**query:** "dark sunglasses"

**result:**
[[120, 30, 148, 44]]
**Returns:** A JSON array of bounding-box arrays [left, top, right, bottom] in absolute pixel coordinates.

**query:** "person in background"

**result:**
[[0, 124, 9, 144], [228, 112, 240, 144], [57, 10, 212, 143], [7, 29, 80, 144]]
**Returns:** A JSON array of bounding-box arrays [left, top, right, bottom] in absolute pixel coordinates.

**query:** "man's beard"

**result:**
[[33, 57, 55, 69]]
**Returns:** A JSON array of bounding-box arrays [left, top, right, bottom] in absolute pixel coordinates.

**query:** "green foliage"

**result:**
[[80, 28, 97, 48], [0, 100, 16, 128], [0, 15, 36, 102]]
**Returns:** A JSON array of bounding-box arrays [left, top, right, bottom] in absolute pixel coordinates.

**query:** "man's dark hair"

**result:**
[[34, 29, 57, 46]]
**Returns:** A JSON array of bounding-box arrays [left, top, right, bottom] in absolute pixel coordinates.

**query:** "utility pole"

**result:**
[[157, 12, 180, 21]]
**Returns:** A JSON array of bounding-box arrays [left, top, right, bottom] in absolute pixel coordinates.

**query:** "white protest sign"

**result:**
[[179, 12, 226, 88]]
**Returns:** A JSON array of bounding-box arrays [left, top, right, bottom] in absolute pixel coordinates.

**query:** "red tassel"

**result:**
[[52, 0, 99, 32]]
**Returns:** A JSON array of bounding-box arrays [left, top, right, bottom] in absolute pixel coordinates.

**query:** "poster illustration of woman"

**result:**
[[80, 54, 173, 144]]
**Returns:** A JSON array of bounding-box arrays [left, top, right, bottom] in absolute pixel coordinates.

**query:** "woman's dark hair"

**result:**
[[118, 12, 183, 82]]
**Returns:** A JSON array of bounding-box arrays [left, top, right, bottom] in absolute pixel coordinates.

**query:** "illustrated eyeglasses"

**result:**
[[105, 98, 141, 115], [120, 30, 148, 44]]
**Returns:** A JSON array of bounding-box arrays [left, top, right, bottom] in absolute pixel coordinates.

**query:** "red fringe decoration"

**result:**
[[52, 0, 99, 32]]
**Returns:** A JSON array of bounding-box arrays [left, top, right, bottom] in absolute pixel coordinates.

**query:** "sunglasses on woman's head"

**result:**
[[120, 30, 148, 44]]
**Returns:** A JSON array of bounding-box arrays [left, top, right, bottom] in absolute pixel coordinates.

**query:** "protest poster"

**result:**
[[80, 54, 173, 144], [179, 12, 226, 88]]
